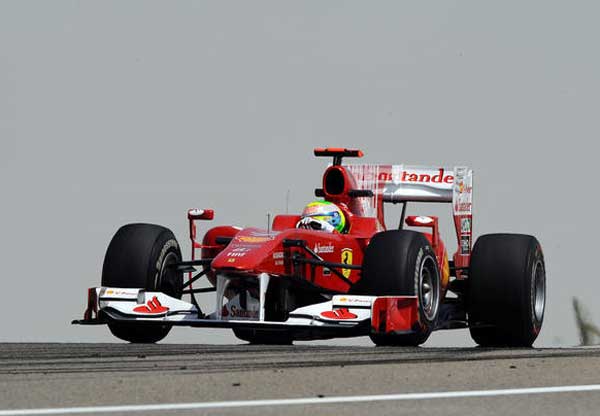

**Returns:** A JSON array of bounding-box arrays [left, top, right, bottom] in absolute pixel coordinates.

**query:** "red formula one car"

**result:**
[[75, 148, 546, 346]]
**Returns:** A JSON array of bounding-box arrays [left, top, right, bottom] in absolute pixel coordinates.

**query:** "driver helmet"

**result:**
[[299, 201, 346, 233]]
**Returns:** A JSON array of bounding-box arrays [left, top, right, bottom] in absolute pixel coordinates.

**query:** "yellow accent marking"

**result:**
[[341, 249, 353, 278]]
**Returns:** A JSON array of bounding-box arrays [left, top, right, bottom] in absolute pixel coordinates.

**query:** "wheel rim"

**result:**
[[419, 255, 439, 322], [157, 251, 180, 297], [533, 260, 545, 323]]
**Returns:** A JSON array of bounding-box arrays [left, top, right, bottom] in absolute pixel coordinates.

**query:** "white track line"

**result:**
[[1, 384, 600, 415]]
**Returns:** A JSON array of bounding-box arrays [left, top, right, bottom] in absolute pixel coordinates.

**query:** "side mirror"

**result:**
[[405, 216, 436, 227], [187, 208, 214, 221], [405, 215, 439, 250], [188, 208, 214, 246]]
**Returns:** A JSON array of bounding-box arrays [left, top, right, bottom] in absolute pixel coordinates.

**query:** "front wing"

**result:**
[[74, 287, 421, 340]]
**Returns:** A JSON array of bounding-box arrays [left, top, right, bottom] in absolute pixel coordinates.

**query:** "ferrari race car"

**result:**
[[74, 148, 546, 346]]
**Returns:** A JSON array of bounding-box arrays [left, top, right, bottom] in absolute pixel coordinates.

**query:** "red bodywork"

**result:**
[[188, 151, 458, 298], [76, 148, 476, 342]]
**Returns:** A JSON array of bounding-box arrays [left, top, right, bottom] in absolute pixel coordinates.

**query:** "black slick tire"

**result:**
[[101, 223, 183, 343], [467, 234, 546, 347], [353, 230, 441, 346]]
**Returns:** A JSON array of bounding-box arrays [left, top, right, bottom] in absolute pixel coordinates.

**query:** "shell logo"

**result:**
[[236, 236, 273, 244]]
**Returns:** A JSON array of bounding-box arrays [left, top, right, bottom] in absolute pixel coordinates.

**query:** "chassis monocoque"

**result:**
[[75, 148, 546, 347]]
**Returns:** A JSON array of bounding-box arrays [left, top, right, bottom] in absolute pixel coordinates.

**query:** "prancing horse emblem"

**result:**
[[341, 248, 353, 279]]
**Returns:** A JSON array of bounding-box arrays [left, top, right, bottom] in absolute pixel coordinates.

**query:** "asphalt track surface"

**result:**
[[1, 343, 600, 415]]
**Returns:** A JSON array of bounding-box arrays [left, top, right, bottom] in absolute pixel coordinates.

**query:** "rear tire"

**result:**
[[101, 223, 183, 343], [467, 234, 546, 347], [353, 230, 441, 346]]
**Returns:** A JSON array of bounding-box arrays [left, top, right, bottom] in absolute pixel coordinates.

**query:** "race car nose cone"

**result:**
[[211, 228, 281, 273]]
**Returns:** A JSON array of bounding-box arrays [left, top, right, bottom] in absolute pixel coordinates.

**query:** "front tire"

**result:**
[[353, 230, 441, 346], [467, 234, 546, 347], [101, 223, 183, 343]]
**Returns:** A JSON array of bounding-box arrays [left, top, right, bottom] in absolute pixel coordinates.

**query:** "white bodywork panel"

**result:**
[[86, 287, 376, 330]]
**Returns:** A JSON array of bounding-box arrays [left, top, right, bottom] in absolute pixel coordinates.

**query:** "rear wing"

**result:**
[[345, 164, 473, 274], [345, 164, 472, 210]]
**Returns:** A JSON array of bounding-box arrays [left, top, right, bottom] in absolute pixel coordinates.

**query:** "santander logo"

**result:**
[[378, 168, 454, 184]]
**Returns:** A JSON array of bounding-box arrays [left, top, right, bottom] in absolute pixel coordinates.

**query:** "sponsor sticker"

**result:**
[[457, 180, 472, 195], [335, 296, 371, 307], [313, 242, 335, 254], [222, 305, 259, 319], [105, 289, 137, 296], [222, 292, 260, 319], [377, 168, 454, 185], [227, 248, 250, 258], [341, 248, 353, 278], [460, 217, 472, 234], [453, 168, 473, 215], [236, 235, 274, 244], [455, 202, 472, 213], [101, 289, 140, 301], [460, 235, 471, 255]]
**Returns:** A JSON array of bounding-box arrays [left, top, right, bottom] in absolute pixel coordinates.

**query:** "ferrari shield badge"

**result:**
[[341, 248, 353, 278]]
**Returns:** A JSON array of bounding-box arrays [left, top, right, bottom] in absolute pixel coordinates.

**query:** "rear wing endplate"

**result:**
[[345, 164, 473, 274]]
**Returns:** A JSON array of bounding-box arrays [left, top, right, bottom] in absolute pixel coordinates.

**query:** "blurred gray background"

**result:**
[[1, 1, 596, 346]]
